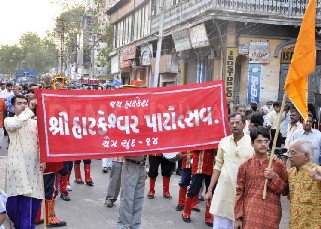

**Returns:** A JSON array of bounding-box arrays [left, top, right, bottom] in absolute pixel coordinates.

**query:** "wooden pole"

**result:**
[[262, 90, 288, 199], [42, 174, 47, 229]]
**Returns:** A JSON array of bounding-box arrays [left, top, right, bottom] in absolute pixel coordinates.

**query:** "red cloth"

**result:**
[[235, 156, 288, 229], [44, 162, 64, 174], [191, 149, 215, 175], [36, 81, 230, 163], [181, 151, 192, 169]]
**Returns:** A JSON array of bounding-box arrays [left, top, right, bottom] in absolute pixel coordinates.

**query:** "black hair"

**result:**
[[284, 104, 291, 110], [250, 112, 264, 127], [11, 94, 27, 105], [290, 108, 300, 116], [234, 104, 246, 111], [28, 83, 38, 88], [273, 101, 280, 107], [6, 83, 13, 87], [245, 110, 252, 117], [250, 102, 258, 111], [27, 89, 35, 94], [228, 112, 246, 124], [250, 126, 270, 142], [307, 112, 313, 118]]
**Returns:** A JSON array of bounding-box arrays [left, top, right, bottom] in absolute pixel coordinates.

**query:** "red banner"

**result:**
[[36, 80, 230, 162]]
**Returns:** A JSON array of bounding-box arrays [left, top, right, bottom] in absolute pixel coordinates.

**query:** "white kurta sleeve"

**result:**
[[4, 109, 35, 132]]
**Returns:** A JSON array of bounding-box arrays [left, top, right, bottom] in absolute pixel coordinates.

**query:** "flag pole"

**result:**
[[262, 90, 288, 199]]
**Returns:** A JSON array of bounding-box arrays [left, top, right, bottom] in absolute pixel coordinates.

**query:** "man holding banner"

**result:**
[[4, 95, 44, 228]]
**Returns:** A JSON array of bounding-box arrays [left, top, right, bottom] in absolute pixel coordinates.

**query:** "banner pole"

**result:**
[[42, 174, 47, 229], [262, 90, 288, 199]]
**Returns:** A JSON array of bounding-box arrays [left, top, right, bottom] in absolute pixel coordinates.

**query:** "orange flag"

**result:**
[[284, 0, 316, 120]]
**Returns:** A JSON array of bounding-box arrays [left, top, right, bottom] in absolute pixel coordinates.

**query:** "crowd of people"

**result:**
[[0, 81, 321, 229]]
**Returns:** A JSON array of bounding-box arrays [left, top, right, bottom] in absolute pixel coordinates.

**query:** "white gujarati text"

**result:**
[[48, 107, 213, 139]]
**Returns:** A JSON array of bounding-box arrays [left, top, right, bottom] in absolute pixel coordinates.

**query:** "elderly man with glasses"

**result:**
[[287, 139, 321, 228]]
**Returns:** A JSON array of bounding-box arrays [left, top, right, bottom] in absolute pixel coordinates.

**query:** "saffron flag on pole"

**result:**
[[284, 0, 316, 120]]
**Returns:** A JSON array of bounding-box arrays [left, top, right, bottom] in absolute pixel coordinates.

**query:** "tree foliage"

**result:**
[[0, 33, 57, 76], [97, 23, 114, 73], [0, 0, 112, 80]]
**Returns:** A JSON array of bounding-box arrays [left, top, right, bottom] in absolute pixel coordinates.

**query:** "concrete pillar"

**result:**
[[179, 60, 186, 85]]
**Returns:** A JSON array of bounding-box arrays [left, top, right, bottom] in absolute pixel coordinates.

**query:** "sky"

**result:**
[[0, 0, 85, 46]]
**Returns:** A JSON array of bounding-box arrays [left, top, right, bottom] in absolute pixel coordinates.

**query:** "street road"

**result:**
[[0, 136, 289, 229]]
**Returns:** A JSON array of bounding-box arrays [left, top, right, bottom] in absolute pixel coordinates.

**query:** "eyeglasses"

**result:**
[[288, 150, 305, 157], [229, 121, 243, 126], [16, 102, 28, 106], [254, 140, 269, 144]]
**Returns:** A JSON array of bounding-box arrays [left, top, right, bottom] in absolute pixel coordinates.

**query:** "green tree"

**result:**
[[0, 33, 57, 76], [97, 23, 114, 74]]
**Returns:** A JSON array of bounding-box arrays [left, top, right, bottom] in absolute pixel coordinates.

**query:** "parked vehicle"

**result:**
[[14, 69, 38, 86]]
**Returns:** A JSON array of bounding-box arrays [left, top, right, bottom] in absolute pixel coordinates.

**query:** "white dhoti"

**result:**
[[213, 215, 234, 229]]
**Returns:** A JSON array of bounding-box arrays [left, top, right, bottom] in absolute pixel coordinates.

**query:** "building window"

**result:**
[[151, 0, 156, 16]]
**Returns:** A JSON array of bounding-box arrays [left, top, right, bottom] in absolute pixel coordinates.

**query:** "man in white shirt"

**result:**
[[292, 112, 321, 165], [0, 83, 5, 93], [267, 101, 282, 149], [284, 109, 302, 149], [0, 83, 14, 99], [280, 104, 291, 146], [204, 112, 253, 229], [5, 95, 44, 228]]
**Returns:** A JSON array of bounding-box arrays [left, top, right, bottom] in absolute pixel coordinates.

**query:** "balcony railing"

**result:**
[[213, 0, 321, 17], [151, 0, 321, 33]]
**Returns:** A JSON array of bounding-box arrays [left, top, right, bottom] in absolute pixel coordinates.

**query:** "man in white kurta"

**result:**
[[205, 113, 253, 229], [5, 95, 43, 229]]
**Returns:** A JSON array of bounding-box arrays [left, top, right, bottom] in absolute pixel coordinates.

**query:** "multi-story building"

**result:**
[[107, 0, 153, 85], [106, 0, 321, 108], [77, 0, 109, 79]]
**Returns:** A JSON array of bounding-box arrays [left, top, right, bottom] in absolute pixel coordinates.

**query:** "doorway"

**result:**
[[278, 64, 321, 103]]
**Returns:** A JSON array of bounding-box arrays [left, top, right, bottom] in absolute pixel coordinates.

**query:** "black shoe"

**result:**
[[175, 204, 184, 211], [163, 194, 172, 199], [182, 214, 191, 223], [35, 219, 44, 225], [205, 222, 213, 227], [47, 221, 67, 227], [86, 181, 94, 186], [60, 193, 70, 201], [105, 199, 114, 208], [147, 192, 155, 199], [102, 167, 108, 173]]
